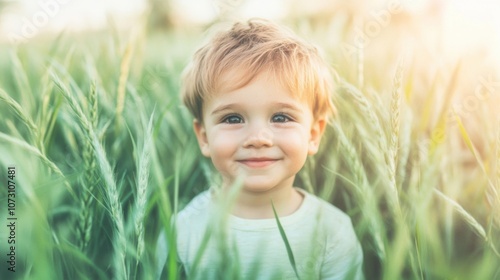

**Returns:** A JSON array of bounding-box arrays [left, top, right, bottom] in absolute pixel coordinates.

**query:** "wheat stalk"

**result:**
[[397, 110, 412, 187], [388, 61, 404, 215], [333, 124, 366, 186], [0, 129, 77, 201], [116, 35, 135, 131], [0, 88, 38, 142], [53, 73, 128, 279], [339, 81, 387, 153], [134, 114, 153, 269], [0, 132, 64, 181], [434, 189, 486, 240], [76, 82, 99, 251], [331, 123, 386, 259], [10, 51, 33, 100]]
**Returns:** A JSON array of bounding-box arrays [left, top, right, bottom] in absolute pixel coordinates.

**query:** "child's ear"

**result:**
[[308, 118, 327, 155], [193, 119, 211, 157]]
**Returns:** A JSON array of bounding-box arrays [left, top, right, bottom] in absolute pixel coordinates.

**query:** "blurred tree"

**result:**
[[147, 0, 174, 31]]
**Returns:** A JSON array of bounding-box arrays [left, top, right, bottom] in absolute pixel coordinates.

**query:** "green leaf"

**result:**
[[272, 201, 300, 280]]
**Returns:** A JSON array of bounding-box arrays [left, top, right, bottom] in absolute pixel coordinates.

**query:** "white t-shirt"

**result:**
[[157, 188, 364, 280]]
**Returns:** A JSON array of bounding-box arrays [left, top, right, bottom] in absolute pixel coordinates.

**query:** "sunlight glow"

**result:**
[[1, 0, 500, 54]]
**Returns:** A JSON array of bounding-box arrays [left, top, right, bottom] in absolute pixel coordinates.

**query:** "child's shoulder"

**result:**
[[298, 188, 355, 232], [299, 189, 350, 218], [176, 190, 211, 221]]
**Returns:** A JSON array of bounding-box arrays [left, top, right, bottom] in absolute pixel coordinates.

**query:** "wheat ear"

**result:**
[[53, 73, 128, 279], [134, 114, 153, 267], [332, 123, 386, 259], [388, 61, 404, 215], [77, 82, 99, 251]]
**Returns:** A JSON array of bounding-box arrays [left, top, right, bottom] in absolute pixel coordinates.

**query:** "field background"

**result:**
[[0, 0, 500, 279]]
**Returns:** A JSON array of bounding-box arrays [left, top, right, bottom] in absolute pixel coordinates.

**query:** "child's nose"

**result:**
[[242, 126, 273, 148]]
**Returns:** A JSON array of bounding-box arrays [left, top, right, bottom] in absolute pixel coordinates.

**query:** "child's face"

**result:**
[[193, 72, 326, 192]]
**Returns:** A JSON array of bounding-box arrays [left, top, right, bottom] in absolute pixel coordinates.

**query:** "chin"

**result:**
[[242, 186, 274, 193], [241, 179, 282, 193]]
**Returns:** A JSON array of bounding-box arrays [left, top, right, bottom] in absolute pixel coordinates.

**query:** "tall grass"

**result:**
[[0, 11, 499, 280]]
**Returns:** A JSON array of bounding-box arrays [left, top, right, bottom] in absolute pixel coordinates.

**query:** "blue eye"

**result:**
[[223, 115, 243, 124], [272, 114, 291, 123]]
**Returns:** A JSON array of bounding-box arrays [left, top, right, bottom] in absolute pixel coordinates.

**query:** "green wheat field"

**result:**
[[0, 1, 500, 279]]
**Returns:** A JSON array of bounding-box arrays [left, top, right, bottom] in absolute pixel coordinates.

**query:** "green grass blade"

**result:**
[[453, 110, 497, 194], [271, 201, 300, 280], [434, 189, 486, 240], [0, 131, 77, 199], [0, 88, 38, 140]]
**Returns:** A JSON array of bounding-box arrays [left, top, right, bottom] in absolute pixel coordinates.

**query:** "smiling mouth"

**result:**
[[237, 158, 279, 168]]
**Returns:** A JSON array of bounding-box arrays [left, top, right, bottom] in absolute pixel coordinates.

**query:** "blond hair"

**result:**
[[181, 18, 336, 122]]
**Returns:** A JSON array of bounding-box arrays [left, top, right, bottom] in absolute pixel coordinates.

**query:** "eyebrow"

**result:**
[[210, 103, 239, 116], [274, 102, 303, 113], [210, 102, 303, 116]]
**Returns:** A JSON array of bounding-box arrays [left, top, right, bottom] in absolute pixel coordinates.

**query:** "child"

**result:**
[[157, 18, 364, 280]]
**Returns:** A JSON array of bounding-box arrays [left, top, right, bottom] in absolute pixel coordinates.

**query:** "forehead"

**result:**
[[214, 68, 305, 101], [205, 72, 311, 113]]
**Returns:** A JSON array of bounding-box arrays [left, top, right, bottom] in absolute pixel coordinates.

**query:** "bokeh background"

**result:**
[[0, 0, 499, 279]]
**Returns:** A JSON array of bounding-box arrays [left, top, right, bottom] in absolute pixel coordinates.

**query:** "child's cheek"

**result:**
[[210, 130, 241, 157], [276, 129, 310, 150]]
